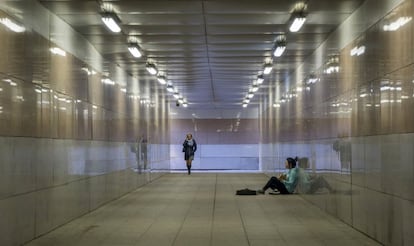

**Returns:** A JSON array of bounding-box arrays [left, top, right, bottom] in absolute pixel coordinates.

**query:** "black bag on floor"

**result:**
[[236, 188, 257, 195]]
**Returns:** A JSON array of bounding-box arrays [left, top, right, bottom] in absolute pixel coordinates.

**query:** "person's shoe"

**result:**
[[257, 189, 265, 194], [269, 190, 280, 195]]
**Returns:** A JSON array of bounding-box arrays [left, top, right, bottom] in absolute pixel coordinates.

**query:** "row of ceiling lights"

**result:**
[[1, 9, 162, 107], [242, 2, 308, 108], [2, 3, 412, 111], [101, 4, 188, 107]]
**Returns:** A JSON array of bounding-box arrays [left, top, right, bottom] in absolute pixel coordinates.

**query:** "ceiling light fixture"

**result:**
[[289, 3, 307, 32], [248, 91, 254, 98], [251, 84, 259, 92], [166, 84, 174, 92], [101, 12, 122, 33], [157, 74, 167, 84], [146, 62, 157, 75], [173, 92, 180, 99], [127, 42, 142, 58], [256, 74, 264, 84], [263, 62, 273, 75], [183, 102, 188, 107], [0, 17, 25, 32], [242, 103, 248, 108], [273, 36, 287, 57]]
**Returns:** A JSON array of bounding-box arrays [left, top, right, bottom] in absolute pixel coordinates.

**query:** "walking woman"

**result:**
[[183, 133, 197, 175]]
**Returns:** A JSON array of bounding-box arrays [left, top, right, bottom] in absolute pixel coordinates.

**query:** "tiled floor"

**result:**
[[26, 173, 380, 246]]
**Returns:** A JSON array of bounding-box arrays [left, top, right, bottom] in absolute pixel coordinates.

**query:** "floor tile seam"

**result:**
[[171, 176, 215, 246], [238, 193, 284, 234], [272, 194, 380, 245], [208, 173, 218, 246], [226, 174, 259, 246], [117, 175, 197, 244], [234, 197, 253, 246]]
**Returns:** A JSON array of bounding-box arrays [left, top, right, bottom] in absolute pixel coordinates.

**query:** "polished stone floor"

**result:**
[[25, 173, 380, 246]]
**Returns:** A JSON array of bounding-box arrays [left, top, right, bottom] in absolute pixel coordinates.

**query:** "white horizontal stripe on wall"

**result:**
[[170, 144, 259, 170]]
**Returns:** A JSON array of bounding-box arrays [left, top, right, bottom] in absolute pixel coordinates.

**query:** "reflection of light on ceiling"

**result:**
[[330, 110, 351, 114], [140, 99, 150, 104], [0, 17, 25, 32], [307, 78, 319, 84], [288, 93, 297, 98], [383, 16, 412, 31], [381, 99, 402, 104], [350, 46, 366, 56], [129, 95, 140, 100], [50, 47, 66, 56], [35, 88, 42, 93], [3, 79, 17, 86], [333, 102, 349, 107], [306, 73, 319, 84], [380, 86, 402, 91], [359, 93, 368, 98], [81, 67, 96, 75], [92, 105, 98, 109], [53, 96, 72, 103], [325, 66, 339, 74], [37, 100, 50, 104], [101, 78, 115, 85], [324, 55, 340, 74]]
